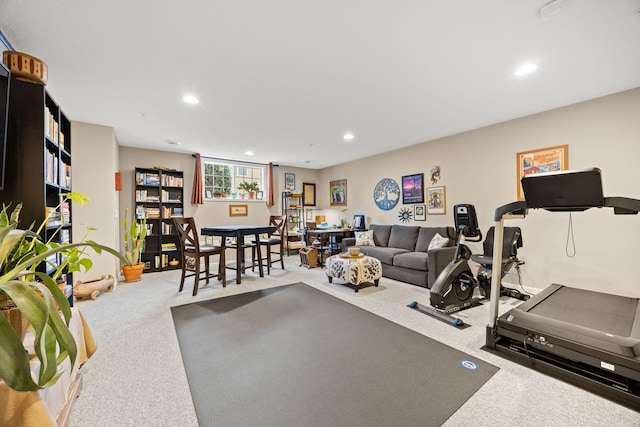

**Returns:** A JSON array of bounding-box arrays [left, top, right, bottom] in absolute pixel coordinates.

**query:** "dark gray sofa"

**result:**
[[341, 224, 456, 288]]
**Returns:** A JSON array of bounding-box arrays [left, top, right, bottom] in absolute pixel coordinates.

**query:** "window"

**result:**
[[203, 160, 265, 200]]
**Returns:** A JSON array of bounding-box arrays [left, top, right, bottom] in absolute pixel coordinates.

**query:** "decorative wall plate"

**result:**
[[373, 178, 400, 211], [398, 207, 413, 223]]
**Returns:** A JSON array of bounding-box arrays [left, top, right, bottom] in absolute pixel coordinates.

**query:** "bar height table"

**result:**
[[201, 225, 277, 284]]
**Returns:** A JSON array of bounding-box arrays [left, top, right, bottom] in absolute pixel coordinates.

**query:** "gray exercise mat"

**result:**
[[171, 283, 498, 427]]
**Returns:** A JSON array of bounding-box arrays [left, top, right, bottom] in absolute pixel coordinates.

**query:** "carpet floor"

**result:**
[[172, 283, 499, 427]]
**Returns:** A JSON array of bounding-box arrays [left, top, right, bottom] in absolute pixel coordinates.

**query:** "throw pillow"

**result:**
[[355, 230, 376, 246], [428, 233, 449, 250]]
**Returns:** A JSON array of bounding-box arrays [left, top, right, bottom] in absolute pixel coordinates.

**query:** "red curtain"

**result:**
[[267, 162, 274, 206], [191, 153, 204, 205]]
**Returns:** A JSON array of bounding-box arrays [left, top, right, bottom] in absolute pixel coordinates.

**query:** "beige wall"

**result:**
[[71, 121, 120, 282], [113, 87, 640, 297], [117, 149, 320, 259], [319, 87, 640, 297]]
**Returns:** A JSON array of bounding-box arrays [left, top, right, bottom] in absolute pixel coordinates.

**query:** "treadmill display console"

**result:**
[[521, 167, 604, 211]]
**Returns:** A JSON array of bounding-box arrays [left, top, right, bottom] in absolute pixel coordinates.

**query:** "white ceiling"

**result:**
[[1, 1, 639, 169]]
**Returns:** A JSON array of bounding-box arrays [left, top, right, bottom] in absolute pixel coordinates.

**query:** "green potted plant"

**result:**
[[238, 181, 259, 200], [0, 193, 124, 391], [121, 208, 147, 282]]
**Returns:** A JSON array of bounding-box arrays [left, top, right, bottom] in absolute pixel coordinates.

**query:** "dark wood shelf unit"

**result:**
[[0, 78, 74, 304], [134, 167, 184, 273]]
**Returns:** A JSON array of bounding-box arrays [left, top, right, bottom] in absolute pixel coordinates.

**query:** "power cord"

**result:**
[[566, 212, 576, 258]]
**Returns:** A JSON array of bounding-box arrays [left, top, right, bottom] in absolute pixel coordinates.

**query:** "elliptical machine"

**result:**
[[410, 204, 529, 327]]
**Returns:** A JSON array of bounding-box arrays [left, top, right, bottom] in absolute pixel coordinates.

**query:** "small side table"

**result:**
[[325, 254, 382, 292]]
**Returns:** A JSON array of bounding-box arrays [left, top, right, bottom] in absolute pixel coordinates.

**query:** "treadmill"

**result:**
[[485, 168, 640, 409]]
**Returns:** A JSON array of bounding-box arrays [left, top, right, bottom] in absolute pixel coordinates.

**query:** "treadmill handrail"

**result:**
[[494, 201, 528, 221], [604, 197, 640, 214]]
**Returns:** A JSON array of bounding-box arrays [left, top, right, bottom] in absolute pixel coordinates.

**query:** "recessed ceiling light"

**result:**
[[182, 95, 199, 104], [245, 151, 254, 156], [514, 64, 538, 76], [343, 132, 354, 141]]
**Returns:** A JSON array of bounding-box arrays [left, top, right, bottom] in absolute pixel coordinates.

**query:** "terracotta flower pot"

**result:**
[[121, 263, 145, 282]]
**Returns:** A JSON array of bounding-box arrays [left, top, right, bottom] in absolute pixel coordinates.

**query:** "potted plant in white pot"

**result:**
[[121, 208, 147, 282], [0, 193, 124, 391]]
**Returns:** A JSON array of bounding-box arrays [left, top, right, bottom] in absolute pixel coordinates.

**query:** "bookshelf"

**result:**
[[282, 191, 305, 255], [134, 167, 184, 272], [0, 78, 74, 304]]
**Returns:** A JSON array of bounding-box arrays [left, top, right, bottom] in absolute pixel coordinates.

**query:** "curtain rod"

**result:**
[[192, 153, 278, 167]]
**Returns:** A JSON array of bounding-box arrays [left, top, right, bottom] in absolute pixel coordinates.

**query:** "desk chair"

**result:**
[[174, 217, 226, 295], [251, 215, 287, 274]]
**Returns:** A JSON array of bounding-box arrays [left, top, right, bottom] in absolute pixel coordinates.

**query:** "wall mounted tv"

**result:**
[[0, 61, 9, 190]]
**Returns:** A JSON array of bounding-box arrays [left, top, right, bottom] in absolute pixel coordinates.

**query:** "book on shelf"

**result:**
[[135, 171, 160, 186], [45, 108, 59, 143], [135, 189, 160, 202], [161, 206, 183, 218], [162, 222, 173, 234], [161, 242, 177, 251], [162, 189, 182, 202], [60, 161, 71, 188], [45, 205, 64, 227], [61, 201, 70, 223], [161, 175, 183, 187], [45, 150, 59, 184]]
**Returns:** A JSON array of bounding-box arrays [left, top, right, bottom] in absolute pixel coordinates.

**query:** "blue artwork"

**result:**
[[373, 178, 400, 211]]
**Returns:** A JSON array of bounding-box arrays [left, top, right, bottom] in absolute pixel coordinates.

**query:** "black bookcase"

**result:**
[[0, 78, 73, 303], [134, 167, 184, 272]]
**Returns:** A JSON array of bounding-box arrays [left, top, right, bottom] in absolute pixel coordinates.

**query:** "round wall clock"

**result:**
[[373, 178, 400, 211]]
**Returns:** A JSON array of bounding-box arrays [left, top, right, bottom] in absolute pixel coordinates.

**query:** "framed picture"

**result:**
[[414, 204, 426, 221], [256, 190, 264, 200], [330, 179, 347, 206], [303, 182, 316, 206], [285, 173, 295, 192], [402, 173, 424, 204], [229, 204, 248, 216], [516, 144, 568, 200], [426, 186, 446, 215]]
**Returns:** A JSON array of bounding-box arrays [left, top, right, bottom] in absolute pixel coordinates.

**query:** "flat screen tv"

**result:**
[[0, 61, 9, 190]]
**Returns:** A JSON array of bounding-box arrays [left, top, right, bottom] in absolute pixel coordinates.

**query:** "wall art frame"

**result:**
[[285, 172, 295, 192], [414, 204, 426, 221], [229, 204, 248, 216], [303, 182, 316, 206], [426, 186, 446, 215], [401, 173, 424, 204], [330, 179, 347, 206], [516, 144, 568, 200]]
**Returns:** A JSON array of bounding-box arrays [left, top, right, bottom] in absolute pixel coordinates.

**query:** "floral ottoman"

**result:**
[[325, 254, 382, 292]]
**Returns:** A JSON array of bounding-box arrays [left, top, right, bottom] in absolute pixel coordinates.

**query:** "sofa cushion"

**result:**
[[415, 227, 455, 252], [355, 230, 375, 246], [370, 224, 392, 247], [359, 246, 409, 265], [393, 252, 429, 271], [428, 233, 449, 250], [388, 225, 420, 251]]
